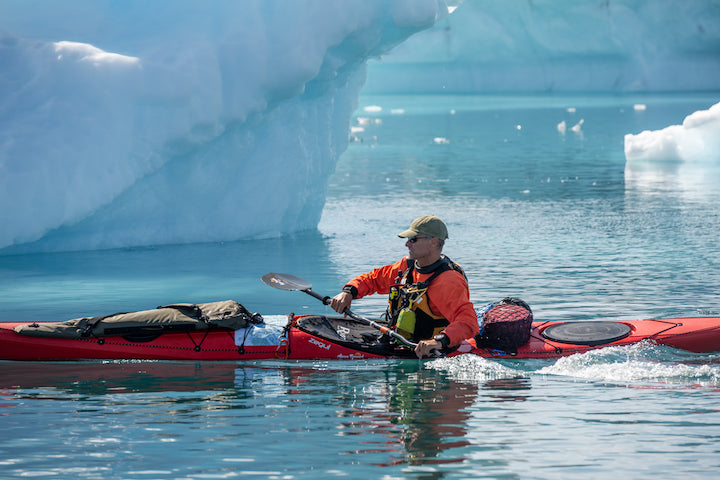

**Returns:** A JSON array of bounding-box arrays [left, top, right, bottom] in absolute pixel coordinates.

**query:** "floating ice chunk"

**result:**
[[433, 137, 450, 144], [571, 119, 584, 133], [625, 126, 683, 162], [625, 102, 720, 162], [364, 105, 383, 113], [566, 107, 576, 114], [633, 104, 647, 111]]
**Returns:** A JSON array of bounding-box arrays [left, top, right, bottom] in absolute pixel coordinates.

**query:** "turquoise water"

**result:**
[[2, 94, 720, 479]]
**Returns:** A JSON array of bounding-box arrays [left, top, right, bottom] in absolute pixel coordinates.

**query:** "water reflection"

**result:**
[[339, 366, 532, 476], [625, 158, 720, 204], [376, 364, 477, 468], [483, 377, 531, 403], [0, 359, 531, 476], [0, 361, 242, 396]]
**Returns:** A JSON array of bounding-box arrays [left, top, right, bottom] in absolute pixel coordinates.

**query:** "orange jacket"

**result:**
[[346, 257, 478, 346]]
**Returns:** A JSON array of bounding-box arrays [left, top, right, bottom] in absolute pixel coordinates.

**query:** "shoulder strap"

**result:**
[[396, 257, 415, 284], [157, 303, 204, 319], [415, 260, 452, 289], [416, 256, 467, 288], [400, 256, 467, 289], [444, 256, 468, 282]]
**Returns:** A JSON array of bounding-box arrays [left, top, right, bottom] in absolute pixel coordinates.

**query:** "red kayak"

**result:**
[[1, 314, 719, 361]]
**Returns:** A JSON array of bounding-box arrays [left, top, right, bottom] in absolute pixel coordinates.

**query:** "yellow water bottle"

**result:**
[[396, 309, 416, 339]]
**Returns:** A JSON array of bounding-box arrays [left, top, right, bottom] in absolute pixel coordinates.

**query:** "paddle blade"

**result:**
[[261, 272, 312, 291]]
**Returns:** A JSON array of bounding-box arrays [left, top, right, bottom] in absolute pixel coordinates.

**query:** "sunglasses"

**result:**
[[407, 236, 431, 243]]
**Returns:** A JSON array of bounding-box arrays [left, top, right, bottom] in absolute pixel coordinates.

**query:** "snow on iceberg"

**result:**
[[53, 41, 140, 66], [0, 0, 446, 253]]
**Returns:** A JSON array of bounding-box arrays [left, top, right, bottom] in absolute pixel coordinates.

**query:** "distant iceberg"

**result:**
[[364, 0, 720, 93]]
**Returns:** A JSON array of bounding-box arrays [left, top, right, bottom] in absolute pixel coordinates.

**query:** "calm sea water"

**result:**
[[2, 94, 720, 479]]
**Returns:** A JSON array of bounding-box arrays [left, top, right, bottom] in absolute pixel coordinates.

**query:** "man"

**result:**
[[330, 215, 478, 358]]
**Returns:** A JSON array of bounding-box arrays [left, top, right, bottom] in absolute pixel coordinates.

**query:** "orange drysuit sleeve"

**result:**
[[346, 257, 478, 346]]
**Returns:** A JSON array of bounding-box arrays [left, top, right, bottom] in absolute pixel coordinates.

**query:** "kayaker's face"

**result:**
[[405, 235, 439, 265]]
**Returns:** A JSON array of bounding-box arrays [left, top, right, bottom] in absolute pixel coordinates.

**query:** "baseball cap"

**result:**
[[397, 215, 449, 240]]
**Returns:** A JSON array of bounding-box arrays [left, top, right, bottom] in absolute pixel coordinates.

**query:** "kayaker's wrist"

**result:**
[[433, 333, 450, 351], [342, 285, 358, 299]]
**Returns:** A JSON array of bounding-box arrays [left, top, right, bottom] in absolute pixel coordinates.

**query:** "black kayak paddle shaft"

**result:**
[[261, 272, 418, 349]]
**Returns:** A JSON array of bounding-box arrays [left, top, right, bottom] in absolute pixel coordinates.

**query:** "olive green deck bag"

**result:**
[[14, 300, 263, 339]]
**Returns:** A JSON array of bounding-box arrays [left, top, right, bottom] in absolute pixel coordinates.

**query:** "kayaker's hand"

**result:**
[[330, 291, 352, 314], [415, 338, 441, 358]]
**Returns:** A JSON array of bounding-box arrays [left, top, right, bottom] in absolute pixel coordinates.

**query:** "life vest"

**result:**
[[387, 256, 467, 342]]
